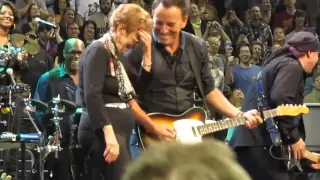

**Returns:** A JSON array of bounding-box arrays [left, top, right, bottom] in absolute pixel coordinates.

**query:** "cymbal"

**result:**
[[24, 40, 40, 55], [10, 33, 40, 55], [10, 33, 26, 47]]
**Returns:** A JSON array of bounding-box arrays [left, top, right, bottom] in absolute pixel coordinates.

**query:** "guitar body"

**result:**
[[137, 107, 206, 151]]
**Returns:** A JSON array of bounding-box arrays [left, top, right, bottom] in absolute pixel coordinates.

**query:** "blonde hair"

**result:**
[[109, 4, 153, 34], [123, 140, 251, 180]]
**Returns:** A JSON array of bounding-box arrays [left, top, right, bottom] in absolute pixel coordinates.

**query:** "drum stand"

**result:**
[[23, 96, 63, 180], [36, 95, 63, 180]]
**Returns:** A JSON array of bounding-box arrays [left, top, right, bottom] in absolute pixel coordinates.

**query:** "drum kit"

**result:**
[[0, 83, 81, 180], [9, 33, 40, 56]]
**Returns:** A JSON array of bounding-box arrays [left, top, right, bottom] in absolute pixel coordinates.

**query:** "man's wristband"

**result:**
[[141, 61, 152, 67]]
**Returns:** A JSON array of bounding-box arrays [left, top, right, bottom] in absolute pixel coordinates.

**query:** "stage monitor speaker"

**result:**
[[303, 103, 320, 152]]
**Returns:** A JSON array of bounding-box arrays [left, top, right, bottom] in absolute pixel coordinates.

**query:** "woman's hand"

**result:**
[[103, 125, 120, 163], [139, 30, 152, 68], [17, 50, 28, 61]]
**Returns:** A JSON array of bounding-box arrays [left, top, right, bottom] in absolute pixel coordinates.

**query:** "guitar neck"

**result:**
[[304, 150, 320, 163], [195, 108, 279, 136]]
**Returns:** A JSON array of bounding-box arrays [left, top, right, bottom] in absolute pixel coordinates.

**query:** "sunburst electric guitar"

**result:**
[[137, 105, 309, 151]]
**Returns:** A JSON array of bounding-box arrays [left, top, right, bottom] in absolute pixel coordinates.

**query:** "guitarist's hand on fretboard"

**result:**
[[242, 109, 263, 128]]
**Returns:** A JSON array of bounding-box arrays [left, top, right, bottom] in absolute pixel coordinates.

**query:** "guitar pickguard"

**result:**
[[138, 107, 206, 151]]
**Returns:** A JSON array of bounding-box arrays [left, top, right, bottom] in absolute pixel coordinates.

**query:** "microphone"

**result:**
[[6, 68, 16, 86], [34, 17, 57, 28]]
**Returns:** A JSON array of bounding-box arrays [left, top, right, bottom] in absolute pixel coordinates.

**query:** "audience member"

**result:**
[[122, 140, 251, 180]]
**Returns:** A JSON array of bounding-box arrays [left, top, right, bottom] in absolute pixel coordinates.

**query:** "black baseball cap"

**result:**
[[287, 31, 320, 53], [37, 22, 54, 32]]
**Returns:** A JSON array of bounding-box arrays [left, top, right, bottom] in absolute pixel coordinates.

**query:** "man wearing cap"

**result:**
[[230, 31, 320, 180]]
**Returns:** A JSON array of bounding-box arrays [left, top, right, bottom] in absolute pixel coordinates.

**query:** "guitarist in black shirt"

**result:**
[[231, 31, 320, 180]]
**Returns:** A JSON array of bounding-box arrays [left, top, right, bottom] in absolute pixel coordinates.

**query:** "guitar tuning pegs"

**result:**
[[298, 105, 302, 107], [294, 104, 297, 107], [286, 104, 289, 107], [290, 104, 293, 107], [303, 104, 306, 107]]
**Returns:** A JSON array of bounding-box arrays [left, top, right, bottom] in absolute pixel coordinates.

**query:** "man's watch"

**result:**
[[141, 61, 152, 67]]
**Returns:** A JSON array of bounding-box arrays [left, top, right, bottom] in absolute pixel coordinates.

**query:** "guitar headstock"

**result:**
[[276, 104, 309, 116]]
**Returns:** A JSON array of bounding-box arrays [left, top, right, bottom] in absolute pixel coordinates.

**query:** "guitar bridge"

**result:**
[[191, 126, 198, 137]]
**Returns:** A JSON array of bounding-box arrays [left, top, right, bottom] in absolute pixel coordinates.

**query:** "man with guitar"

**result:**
[[124, 0, 263, 159], [231, 31, 320, 180]]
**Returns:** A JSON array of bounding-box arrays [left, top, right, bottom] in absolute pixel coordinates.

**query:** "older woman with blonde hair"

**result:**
[[77, 3, 174, 180]]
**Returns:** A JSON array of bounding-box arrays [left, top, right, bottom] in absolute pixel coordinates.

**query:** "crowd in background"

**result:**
[[6, 0, 320, 109], [1, 0, 320, 179]]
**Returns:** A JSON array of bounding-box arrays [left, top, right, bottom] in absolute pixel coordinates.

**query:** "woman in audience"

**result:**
[[21, 3, 41, 34], [0, 1, 28, 85], [273, 27, 285, 46], [226, 88, 244, 143], [77, 4, 156, 180], [53, 0, 70, 22], [80, 20, 99, 47], [206, 37, 225, 72], [203, 21, 230, 43], [59, 7, 78, 39], [286, 10, 311, 39]]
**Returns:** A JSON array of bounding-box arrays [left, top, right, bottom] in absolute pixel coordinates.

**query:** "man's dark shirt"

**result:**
[[262, 55, 306, 144], [124, 31, 215, 115], [231, 53, 306, 147], [34, 66, 76, 137], [21, 49, 54, 97]]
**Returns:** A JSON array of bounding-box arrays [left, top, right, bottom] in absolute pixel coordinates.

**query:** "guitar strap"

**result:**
[[256, 71, 282, 146], [186, 35, 210, 118]]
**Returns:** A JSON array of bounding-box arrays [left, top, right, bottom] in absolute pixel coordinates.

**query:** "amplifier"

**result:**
[[303, 103, 320, 152]]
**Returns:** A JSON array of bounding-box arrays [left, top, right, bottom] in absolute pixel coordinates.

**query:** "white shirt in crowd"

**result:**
[[70, 0, 99, 19]]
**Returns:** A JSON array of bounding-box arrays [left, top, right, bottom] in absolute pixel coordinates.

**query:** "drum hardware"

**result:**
[[50, 95, 64, 159], [0, 94, 78, 180], [0, 87, 30, 180], [10, 33, 40, 55], [4, 97, 52, 180]]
